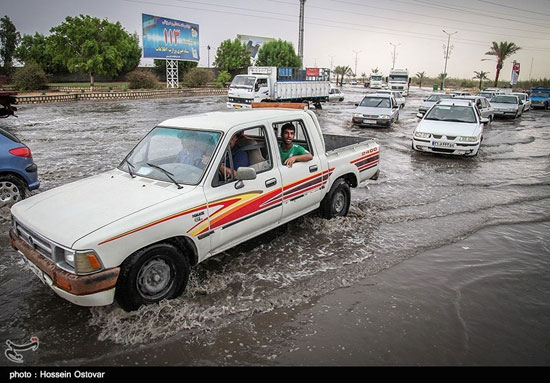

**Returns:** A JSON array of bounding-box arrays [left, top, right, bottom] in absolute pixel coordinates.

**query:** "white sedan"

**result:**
[[412, 99, 489, 157]]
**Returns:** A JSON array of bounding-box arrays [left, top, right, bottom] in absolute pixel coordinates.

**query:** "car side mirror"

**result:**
[[481, 117, 490, 124], [416, 113, 424, 118], [355, 103, 359, 106]]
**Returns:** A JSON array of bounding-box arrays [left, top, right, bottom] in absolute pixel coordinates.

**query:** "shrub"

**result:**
[[216, 70, 231, 88], [126, 69, 159, 89], [12, 62, 49, 91], [182, 68, 213, 88]]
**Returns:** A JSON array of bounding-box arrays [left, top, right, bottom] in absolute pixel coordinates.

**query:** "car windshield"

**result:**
[[425, 105, 477, 123], [478, 92, 493, 98], [513, 94, 526, 101], [359, 97, 391, 108], [230, 75, 256, 88], [427, 94, 453, 102], [492, 96, 517, 104], [120, 127, 221, 185]]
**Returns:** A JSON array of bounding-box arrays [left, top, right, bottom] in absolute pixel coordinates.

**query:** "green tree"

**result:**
[[438, 72, 447, 89], [182, 67, 213, 88], [48, 15, 141, 86], [213, 38, 250, 77], [12, 62, 48, 91], [334, 65, 352, 87], [473, 70, 490, 90], [153, 59, 198, 81], [256, 39, 302, 68], [415, 71, 426, 88], [216, 70, 231, 87], [484, 41, 521, 86], [0, 15, 20, 74], [14, 33, 63, 73]]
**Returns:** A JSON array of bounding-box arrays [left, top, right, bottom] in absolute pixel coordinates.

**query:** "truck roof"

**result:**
[[158, 108, 309, 131]]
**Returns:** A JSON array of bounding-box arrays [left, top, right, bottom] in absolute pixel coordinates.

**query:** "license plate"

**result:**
[[22, 256, 48, 286], [363, 119, 376, 124], [432, 141, 453, 147], [234, 104, 242, 108]]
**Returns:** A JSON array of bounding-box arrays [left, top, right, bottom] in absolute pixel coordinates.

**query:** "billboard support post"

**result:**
[[166, 60, 178, 88]]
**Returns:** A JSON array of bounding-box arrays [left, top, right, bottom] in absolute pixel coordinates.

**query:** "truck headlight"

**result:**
[[459, 136, 478, 142], [65, 249, 102, 274], [414, 131, 430, 139]]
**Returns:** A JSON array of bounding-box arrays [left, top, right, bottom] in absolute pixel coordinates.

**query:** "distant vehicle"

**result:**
[[418, 93, 454, 115], [388, 68, 409, 96], [328, 88, 344, 102], [349, 80, 358, 85], [352, 93, 400, 127], [412, 99, 488, 157], [451, 91, 470, 96], [369, 73, 385, 89], [530, 88, 550, 109], [453, 95, 495, 123], [491, 95, 523, 118], [0, 128, 40, 206], [511, 92, 531, 112], [227, 66, 330, 109]]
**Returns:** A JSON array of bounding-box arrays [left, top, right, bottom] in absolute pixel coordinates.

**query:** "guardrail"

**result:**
[[15, 88, 228, 104]]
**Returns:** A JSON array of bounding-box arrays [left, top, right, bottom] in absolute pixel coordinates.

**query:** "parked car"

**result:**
[[511, 92, 531, 112], [453, 95, 495, 123], [328, 88, 344, 102], [491, 95, 523, 118], [0, 128, 40, 206], [412, 99, 488, 157], [352, 93, 400, 127], [418, 93, 454, 115]]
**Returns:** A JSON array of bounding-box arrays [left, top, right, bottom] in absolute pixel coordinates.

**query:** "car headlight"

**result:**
[[414, 131, 430, 139], [378, 115, 390, 119], [459, 136, 478, 142], [353, 113, 363, 117], [65, 249, 102, 274]]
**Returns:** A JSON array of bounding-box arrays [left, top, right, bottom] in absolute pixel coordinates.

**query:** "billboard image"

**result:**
[[142, 14, 199, 61], [237, 34, 275, 62]]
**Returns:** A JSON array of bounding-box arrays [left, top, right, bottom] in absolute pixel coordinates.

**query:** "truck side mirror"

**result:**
[[235, 167, 257, 189], [255, 83, 259, 92]]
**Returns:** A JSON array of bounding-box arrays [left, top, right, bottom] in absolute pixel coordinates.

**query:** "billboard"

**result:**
[[511, 61, 520, 85], [142, 14, 199, 61], [237, 34, 275, 62]]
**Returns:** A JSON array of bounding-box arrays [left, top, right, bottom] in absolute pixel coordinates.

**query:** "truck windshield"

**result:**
[[389, 75, 408, 82], [371, 75, 382, 81], [230, 76, 256, 88], [533, 92, 549, 97], [425, 105, 476, 123], [120, 127, 221, 185], [360, 97, 391, 108]]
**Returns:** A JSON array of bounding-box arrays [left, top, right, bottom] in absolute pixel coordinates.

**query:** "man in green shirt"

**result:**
[[279, 123, 313, 167]]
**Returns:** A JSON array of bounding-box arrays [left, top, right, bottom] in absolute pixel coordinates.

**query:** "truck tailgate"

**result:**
[[325, 134, 380, 184]]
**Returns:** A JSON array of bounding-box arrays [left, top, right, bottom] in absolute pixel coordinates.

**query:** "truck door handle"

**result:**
[[309, 165, 318, 173], [265, 178, 277, 188]]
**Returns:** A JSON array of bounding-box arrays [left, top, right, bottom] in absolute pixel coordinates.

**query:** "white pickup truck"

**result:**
[[9, 105, 380, 311]]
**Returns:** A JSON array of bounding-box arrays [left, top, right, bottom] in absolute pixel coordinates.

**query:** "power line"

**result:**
[[476, 0, 550, 17]]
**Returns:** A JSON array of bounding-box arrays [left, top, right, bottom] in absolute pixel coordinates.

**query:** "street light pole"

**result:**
[[298, 0, 306, 67], [390, 43, 400, 69], [352, 50, 361, 78], [442, 30, 457, 90]]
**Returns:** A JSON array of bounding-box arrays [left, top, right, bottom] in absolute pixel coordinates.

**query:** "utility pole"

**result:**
[[207, 45, 211, 68], [352, 50, 361, 78], [442, 30, 457, 90], [390, 43, 400, 69], [298, 0, 306, 67]]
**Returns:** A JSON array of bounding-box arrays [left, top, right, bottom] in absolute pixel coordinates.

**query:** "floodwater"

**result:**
[[0, 87, 549, 366]]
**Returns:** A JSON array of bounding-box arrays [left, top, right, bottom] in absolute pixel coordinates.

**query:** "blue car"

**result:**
[[0, 127, 39, 206]]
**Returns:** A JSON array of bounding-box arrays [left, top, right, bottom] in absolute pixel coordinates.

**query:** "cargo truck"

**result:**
[[388, 68, 410, 96], [227, 66, 330, 109]]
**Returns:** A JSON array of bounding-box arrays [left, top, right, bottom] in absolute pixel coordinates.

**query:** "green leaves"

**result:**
[[255, 40, 302, 68], [214, 38, 251, 76]]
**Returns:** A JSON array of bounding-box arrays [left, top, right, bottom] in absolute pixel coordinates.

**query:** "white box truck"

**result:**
[[227, 66, 330, 109], [388, 68, 410, 96], [369, 72, 385, 89]]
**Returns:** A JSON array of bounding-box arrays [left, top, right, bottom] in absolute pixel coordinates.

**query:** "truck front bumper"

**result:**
[[9, 229, 119, 306]]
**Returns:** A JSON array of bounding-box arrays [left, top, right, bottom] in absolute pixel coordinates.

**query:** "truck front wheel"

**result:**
[[320, 178, 351, 219], [115, 243, 190, 311]]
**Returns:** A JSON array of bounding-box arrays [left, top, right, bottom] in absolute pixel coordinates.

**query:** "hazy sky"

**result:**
[[3, 0, 550, 81]]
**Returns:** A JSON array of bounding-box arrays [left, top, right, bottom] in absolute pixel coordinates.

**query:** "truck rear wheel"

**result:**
[[115, 243, 190, 311], [320, 178, 351, 219]]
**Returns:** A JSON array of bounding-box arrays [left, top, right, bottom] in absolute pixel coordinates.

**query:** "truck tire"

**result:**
[[115, 243, 190, 311], [0, 174, 27, 207], [319, 178, 351, 219]]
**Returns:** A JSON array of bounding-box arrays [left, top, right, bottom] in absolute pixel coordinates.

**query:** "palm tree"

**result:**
[[334, 65, 353, 86], [416, 71, 426, 88], [473, 70, 490, 90], [438, 73, 447, 89], [484, 41, 521, 86]]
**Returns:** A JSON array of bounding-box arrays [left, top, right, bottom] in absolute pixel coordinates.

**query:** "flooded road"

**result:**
[[1, 87, 549, 366]]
